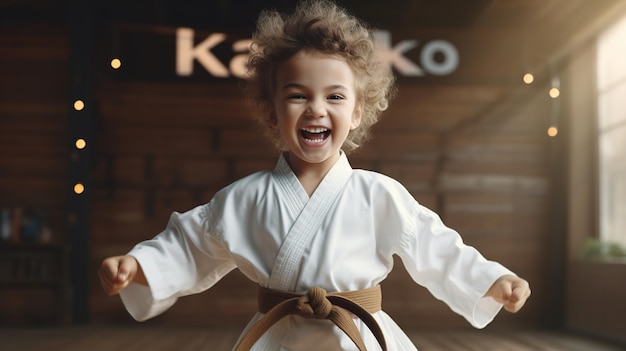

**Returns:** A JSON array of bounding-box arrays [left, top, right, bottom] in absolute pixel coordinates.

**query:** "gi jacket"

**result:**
[[120, 152, 514, 351]]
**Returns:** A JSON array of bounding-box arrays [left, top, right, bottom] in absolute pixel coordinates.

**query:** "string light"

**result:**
[[74, 99, 85, 111], [548, 70, 560, 138], [523, 72, 534, 84], [110, 58, 121, 69], [73, 183, 85, 194], [549, 75, 560, 98], [547, 126, 558, 137], [549, 87, 560, 98], [75, 138, 86, 150]]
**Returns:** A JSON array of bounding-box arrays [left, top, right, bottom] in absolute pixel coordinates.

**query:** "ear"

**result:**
[[350, 104, 362, 130], [268, 106, 278, 127]]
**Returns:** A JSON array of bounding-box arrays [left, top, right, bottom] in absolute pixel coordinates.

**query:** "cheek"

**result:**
[[277, 106, 302, 126]]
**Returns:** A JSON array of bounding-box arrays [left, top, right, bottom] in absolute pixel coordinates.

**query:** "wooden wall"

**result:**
[[1, 23, 557, 330], [87, 63, 554, 330], [0, 23, 69, 235], [0, 23, 70, 324]]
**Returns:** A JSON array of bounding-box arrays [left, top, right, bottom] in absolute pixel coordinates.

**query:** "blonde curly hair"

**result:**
[[245, 0, 396, 153]]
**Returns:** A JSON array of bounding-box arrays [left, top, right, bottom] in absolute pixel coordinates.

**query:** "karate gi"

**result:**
[[120, 152, 514, 351]]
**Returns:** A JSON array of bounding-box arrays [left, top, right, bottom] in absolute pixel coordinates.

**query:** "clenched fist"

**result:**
[[485, 274, 531, 313], [98, 255, 147, 296]]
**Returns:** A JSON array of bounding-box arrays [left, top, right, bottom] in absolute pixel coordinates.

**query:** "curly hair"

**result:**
[[245, 0, 396, 153]]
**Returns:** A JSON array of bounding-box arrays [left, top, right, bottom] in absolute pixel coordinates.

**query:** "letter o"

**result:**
[[420, 40, 459, 76]]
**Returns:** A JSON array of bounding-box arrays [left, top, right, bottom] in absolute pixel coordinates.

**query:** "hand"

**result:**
[[98, 255, 147, 296], [485, 274, 531, 313]]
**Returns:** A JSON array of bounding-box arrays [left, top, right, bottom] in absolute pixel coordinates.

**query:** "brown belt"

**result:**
[[234, 285, 387, 351]]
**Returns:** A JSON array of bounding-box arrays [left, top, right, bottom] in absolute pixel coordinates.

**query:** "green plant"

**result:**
[[581, 237, 626, 261]]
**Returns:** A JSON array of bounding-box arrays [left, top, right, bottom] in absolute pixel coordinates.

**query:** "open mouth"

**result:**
[[300, 127, 331, 143]]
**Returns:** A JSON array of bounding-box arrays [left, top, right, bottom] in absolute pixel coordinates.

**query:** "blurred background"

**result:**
[[1, 0, 625, 349]]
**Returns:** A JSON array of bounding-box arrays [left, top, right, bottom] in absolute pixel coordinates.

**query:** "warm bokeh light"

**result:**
[[75, 138, 86, 149], [523, 73, 534, 84], [549, 87, 560, 98], [74, 183, 85, 194], [74, 99, 85, 111], [111, 58, 121, 69], [547, 126, 559, 137]]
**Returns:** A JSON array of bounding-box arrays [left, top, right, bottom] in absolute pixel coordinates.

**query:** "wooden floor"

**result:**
[[0, 326, 623, 350]]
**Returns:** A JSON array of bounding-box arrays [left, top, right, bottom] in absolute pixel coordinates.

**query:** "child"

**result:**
[[99, 1, 531, 350]]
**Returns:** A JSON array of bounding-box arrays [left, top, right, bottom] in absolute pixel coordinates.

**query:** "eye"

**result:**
[[287, 94, 306, 100], [328, 94, 345, 100]]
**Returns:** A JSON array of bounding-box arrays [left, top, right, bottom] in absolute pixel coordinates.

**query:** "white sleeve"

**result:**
[[119, 204, 236, 321], [396, 203, 515, 329]]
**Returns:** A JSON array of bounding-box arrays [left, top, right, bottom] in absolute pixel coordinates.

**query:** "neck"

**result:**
[[286, 152, 341, 196]]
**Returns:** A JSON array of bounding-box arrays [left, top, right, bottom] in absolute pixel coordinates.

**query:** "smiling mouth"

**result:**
[[300, 127, 331, 143]]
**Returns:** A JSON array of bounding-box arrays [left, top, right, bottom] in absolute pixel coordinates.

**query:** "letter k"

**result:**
[[176, 28, 229, 77], [374, 30, 424, 76]]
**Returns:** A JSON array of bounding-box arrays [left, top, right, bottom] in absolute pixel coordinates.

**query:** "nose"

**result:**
[[305, 98, 326, 118]]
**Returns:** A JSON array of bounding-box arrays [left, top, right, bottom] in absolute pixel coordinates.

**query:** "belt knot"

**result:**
[[235, 285, 387, 351], [296, 286, 332, 319]]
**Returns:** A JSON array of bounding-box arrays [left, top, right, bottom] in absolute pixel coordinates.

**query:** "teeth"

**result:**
[[301, 127, 328, 133]]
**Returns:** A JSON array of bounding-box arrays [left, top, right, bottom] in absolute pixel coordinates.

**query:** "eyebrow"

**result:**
[[281, 83, 349, 91]]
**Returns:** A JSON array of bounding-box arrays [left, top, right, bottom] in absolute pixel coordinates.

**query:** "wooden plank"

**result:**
[[377, 161, 437, 192], [0, 177, 66, 205], [1, 327, 622, 351], [97, 98, 253, 128], [218, 129, 280, 157], [93, 155, 230, 188], [439, 174, 548, 194], [95, 126, 218, 156], [232, 157, 280, 179], [0, 157, 66, 178], [0, 24, 68, 60], [380, 85, 509, 132], [357, 131, 440, 162], [96, 81, 253, 127]]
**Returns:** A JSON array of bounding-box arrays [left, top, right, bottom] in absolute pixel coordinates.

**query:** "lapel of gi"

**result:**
[[268, 152, 353, 291]]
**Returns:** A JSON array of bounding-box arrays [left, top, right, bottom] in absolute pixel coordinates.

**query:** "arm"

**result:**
[[396, 202, 522, 328], [99, 205, 237, 321]]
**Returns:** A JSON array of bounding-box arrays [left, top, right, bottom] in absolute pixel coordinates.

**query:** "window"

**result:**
[[597, 14, 626, 250]]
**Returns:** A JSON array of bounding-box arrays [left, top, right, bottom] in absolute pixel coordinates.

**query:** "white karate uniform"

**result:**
[[120, 152, 514, 351]]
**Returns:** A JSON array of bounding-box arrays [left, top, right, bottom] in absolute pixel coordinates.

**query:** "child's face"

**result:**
[[272, 50, 361, 169]]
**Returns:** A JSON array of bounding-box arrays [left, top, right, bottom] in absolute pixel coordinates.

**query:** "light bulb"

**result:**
[[75, 139, 86, 150], [74, 183, 85, 194], [523, 73, 534, 84], [547, 126, 558, 137], [111, 58, 121, 69], [549, 88, 560, 98], [74, 100, 85, 111]]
